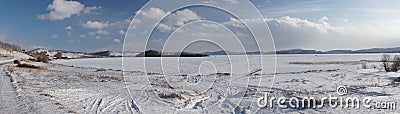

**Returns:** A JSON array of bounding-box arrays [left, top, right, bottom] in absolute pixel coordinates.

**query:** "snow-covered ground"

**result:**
[[3, 54, 400, 113], [0, 49, 31, 60]]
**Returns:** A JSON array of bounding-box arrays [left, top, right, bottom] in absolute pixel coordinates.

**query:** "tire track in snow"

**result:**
[[100, 95, 123, 113], [0, 63, 35, 113], [126, 98, 142, 114], [90, 91, 103, 113]]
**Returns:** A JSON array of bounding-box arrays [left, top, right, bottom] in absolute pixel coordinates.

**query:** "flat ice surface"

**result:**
[[53, 54, 385, 74]]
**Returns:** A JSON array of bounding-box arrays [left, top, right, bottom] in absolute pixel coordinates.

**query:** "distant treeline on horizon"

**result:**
[[0, 41, 21, 52]]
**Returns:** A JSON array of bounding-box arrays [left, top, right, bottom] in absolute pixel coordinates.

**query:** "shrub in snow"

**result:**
[[381, 54, 400, 72], [392, 55, 400, 71], [13, 60, 20, 64], [29, 51, 49, 63], [7, 65, 14, 73]]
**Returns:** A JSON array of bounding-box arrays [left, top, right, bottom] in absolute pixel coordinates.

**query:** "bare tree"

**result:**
[[381, 54, 400, 72], [55, 52, 62, 59], [30, 52, 49, 63], [392, 55, 400, 72], [0, 41, 21, 52], [382, 54, 391, 72]]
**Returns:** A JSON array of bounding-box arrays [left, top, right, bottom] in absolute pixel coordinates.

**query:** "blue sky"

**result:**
[[0, 0, 147, 52], [0, 0, 400, 52]]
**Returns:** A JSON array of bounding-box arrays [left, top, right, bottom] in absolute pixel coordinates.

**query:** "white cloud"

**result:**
[[96, 29, 109, 35], [129, 19, 141, 29], [219, 16, 353, 50], [264, 8, 325, 17], [225, 0, 238, 4], [137, 7, 168, 20], [261, 1, 326, 17], [86, 30, 109, 36], [82, 21, 109, 29], [82, 19, 131, 37], [136, 7, 202, 32], [162, 9, 202, 26], [319, 16, 329, 26], [83, 6, 102, 14], [320, 16, 328, 22], [200, 23, 221, 28], [223, 18, 246, 28], [154, 22, 249, 52], [38, 0, 100, 20], [124, 4, 400, 52], [201, 0, 239, 4], [96, 36, 100, 39], [262, 16, 351, 49], [65, 25, 73, 30], [66, 40, 80, 43], [67, 31, 72, 36], [266, 16, 345, 34], [113, 39, 121, 43], [51, 35, 60, 39], [156, 23, 176, 32], [109, 19, 132, 30], [157, 9, 202, 32], [261, 16, 400, 50], [118, 30, 125, 35], [65, 26, 73, 36], [88, 32, 96, 36], [0, 34, 7, 41], [78, 34, 86, 38]]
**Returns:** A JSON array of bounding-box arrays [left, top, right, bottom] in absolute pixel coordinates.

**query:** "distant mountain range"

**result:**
[[204, 47, 400, 55], [26, 46, 400, 59], [28, 48, 140, 59], [135, 50, 208, 57]]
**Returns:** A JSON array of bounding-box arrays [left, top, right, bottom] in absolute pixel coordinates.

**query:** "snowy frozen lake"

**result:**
[[46, 54, 400, 113], [53, 54, 386, 74]]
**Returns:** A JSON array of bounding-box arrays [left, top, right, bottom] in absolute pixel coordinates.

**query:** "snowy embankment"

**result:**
[[0, 49, 31, 60], [3, 59, 141, 113], [1, 59, 48, 113]]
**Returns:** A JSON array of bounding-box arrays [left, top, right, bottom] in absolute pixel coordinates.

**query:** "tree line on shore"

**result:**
[[0, 41, 21, 52]]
